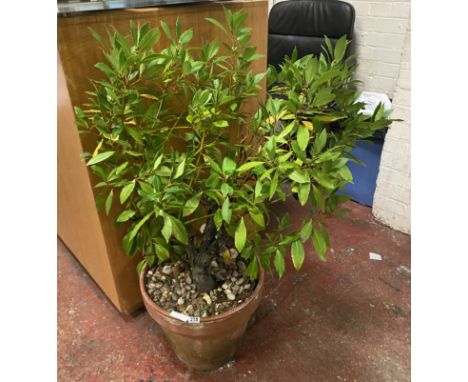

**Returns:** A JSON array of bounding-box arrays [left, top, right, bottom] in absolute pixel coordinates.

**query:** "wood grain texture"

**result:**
[[58, 56, 123, 310], [58, 0, 268, 314]]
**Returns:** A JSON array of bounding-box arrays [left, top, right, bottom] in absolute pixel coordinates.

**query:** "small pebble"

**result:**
[[229, 248, 239, 259], [224, 289, 236, 301], [145, 254, 254, 317], [202, 293, 212, 305], [185, 305, 194, 315]]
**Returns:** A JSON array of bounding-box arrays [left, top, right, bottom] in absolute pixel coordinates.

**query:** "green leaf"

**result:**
[[314, 88, 335, 108], [315, 149, 341, 164], [334, 35, 348, 62], [291, 240, 305, 270], [205, 17, 228, 34], [246, 256, 259, 280], [222, 157, 237, 176], [279, 213, 289, 230], [298, 183, 311, 206], [276, 120, 295, 137], [130, 20, 139, 44], [88, 27, 105, 46], [203, 155, 223, 174], [312, 185, 326, 212], [297, 124, 310, 151], [155, 239, 170, 262], [124, 126, 142, 144], [314, 129, 327, 154], [235, 217, 247, 253], [136, 259, 146, 275], [221, 198, 231, 223], [237, 161, 264, 173], [115, 162, 128, 175], [274, 249, 285, 278], [304, 57, 318, 83], [214, 120, 229, 128], [95, 63, 114, 78], [117, 210, 135, 222], [183, 193, 201, 216], [313, 113, 347, 122], [138, 181, 153, 194], [170, 216, 189, 245], [139, 28, 161, 51], [87, 151, 115, 166], [153, 154, 164, 170], [312, 172, 335, 190], [160, 20, 173, 40], [122, 231, 135, 255], [105, 189, 113, 216], [145, 255, 155, 268], [312, 226, 328, 261], [324, 35, 333, 56], [337, 165, 353, 182], [161, 214, 173, 242], [269, 171, 278, 200], [299, 220, 313, 242], [288, 169, 310, 184], [120, 180, 135, 204], [220, 183, 233, 197], [182, 61, 192, 75], [214, 209, 223, 230], [278, 152, 293, 163], [174, 158, 186, 179], [129, 212, 153, 241], [249, 210, 265, 228], [179, 28, 193, 44]]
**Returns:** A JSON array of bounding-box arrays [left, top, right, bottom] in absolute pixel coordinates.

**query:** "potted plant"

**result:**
[[75, 10, 392, 371]]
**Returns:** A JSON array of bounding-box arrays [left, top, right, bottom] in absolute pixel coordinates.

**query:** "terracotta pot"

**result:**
[[140, 263, 265, 371]]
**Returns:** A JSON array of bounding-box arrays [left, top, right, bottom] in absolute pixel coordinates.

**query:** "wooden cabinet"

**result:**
[[57, 0, 268, 314]]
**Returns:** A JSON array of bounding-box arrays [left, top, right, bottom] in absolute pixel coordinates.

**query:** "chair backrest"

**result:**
[[268, 0, 355, 69]]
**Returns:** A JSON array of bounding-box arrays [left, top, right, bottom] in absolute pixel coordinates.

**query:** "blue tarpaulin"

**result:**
[[339, 139, 385, 207]]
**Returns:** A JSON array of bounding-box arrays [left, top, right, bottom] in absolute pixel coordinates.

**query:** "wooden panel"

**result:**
[[58, 56, 122, 309], [58, 0, 267, 121], [57, 0, 268, 314]]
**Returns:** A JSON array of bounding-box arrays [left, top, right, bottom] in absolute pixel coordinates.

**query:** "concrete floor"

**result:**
[[58, 200, 410, 382]]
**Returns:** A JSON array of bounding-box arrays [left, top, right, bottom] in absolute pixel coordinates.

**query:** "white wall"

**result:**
[[372, 21, 411, 234], [268, 0, 411, 233]]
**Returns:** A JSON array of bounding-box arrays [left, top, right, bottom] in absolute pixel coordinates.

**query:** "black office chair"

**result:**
[[267, 0, 356, 69]]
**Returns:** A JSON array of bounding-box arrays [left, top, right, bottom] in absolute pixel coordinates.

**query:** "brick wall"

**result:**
[[350, 0, 410, 98], [268, 0, 411, 233], [372, 21, 411, 234]]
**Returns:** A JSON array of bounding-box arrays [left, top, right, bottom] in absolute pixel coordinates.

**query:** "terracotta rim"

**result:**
[[140, 261, 265, 323]]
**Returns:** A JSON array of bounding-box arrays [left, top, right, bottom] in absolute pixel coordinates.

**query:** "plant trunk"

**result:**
[[191, 264, 216, 293], [186, 197, 233, 292]]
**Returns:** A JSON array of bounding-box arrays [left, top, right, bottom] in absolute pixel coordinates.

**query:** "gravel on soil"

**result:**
[[144, 248, 257, 318]]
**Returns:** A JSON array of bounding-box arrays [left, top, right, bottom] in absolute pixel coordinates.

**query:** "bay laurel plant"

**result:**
[[75, 10, 393, 293]]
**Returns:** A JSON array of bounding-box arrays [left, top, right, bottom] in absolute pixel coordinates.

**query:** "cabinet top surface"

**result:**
[[57, 0, 264, 16]]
